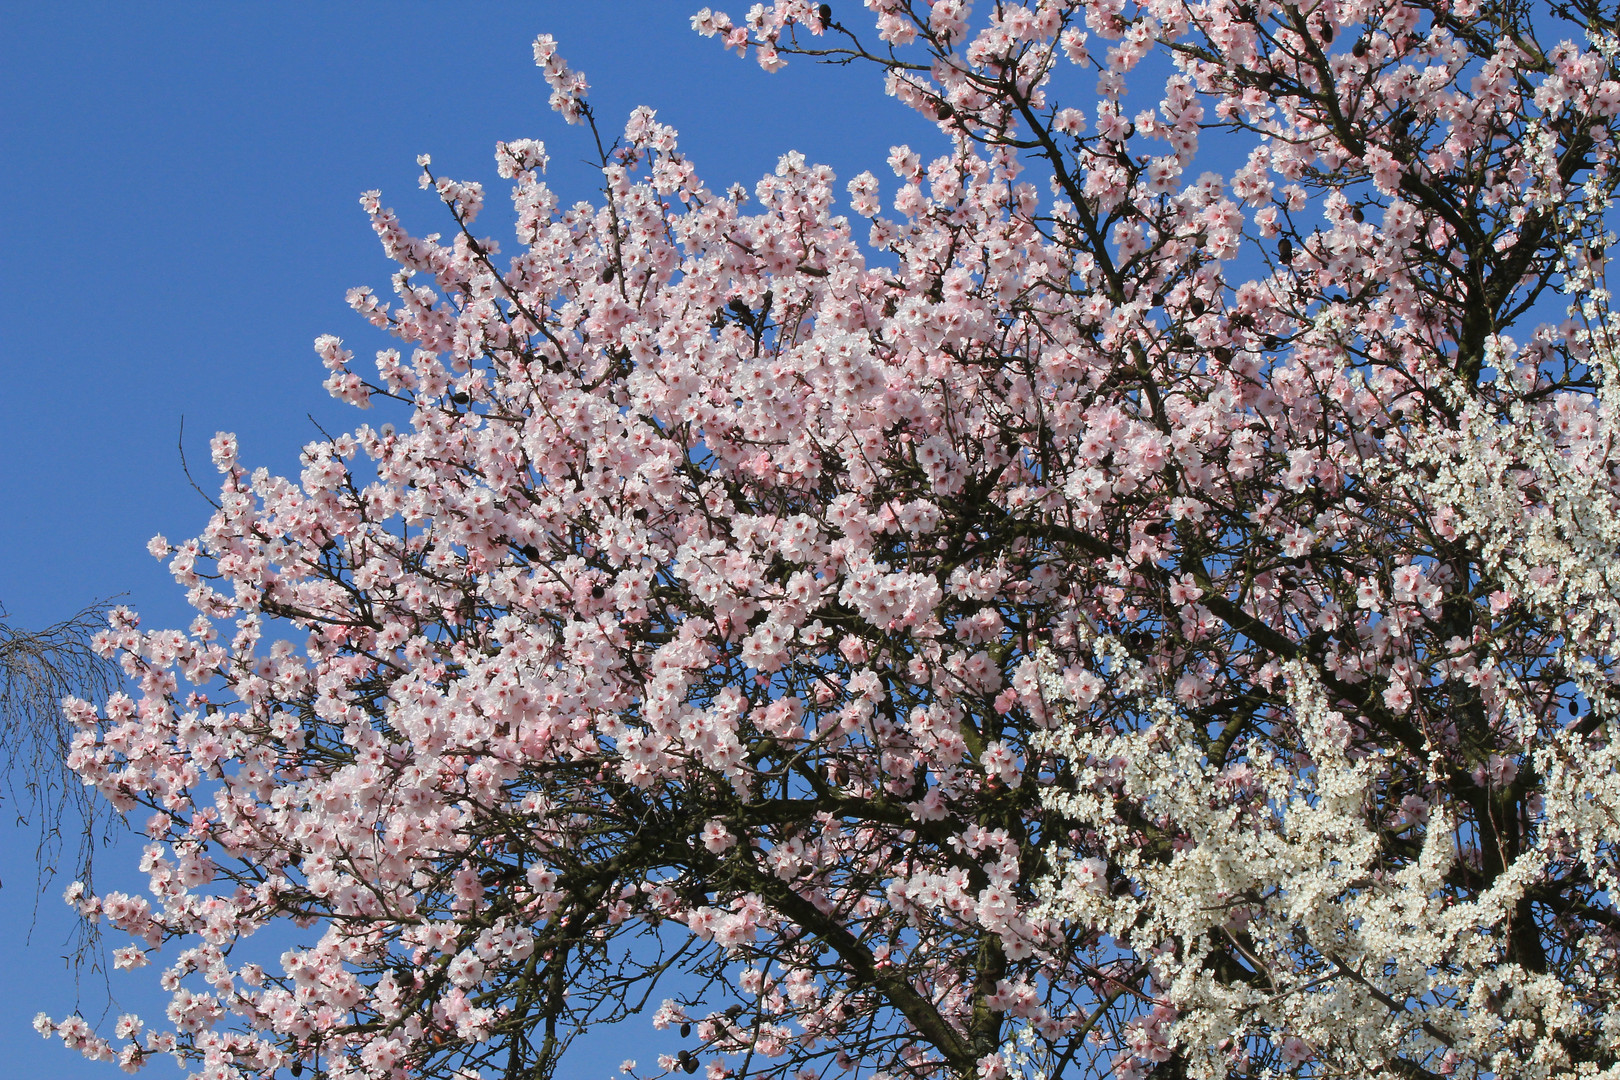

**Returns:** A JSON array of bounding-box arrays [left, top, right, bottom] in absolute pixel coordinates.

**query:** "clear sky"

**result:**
[[0, 5, 938, 1075]]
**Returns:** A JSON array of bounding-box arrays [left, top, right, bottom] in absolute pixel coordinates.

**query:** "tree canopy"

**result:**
[[36, 3, 1620, 1080]]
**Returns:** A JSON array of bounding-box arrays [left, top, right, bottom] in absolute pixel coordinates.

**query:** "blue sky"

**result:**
[[0, 5, 938, 1075]]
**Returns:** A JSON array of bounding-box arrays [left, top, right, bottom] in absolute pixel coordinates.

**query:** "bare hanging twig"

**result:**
[[0, 599, 125, 967]]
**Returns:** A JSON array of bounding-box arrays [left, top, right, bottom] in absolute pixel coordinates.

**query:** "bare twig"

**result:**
[[0, 599, 126, 968]]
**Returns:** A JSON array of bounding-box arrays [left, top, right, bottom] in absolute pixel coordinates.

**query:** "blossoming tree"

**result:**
[[39, 2, 1620, 1079]]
